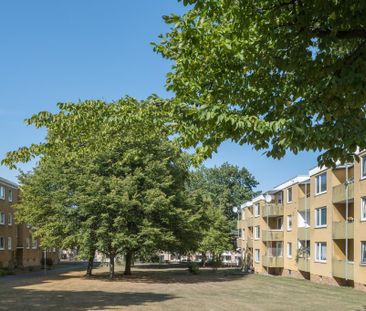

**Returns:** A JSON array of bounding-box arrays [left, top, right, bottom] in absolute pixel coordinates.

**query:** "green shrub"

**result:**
[[188, 262, 200, 275]]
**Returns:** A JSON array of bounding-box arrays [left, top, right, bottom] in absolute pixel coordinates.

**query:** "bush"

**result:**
[[188, 262, 200, 275], [40, 257, 54, 268]]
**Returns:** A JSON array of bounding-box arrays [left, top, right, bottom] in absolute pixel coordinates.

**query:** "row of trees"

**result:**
[[3, 97, 258, 278]]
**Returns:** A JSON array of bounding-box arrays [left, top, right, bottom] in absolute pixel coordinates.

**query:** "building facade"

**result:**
[[238, 151, 366, 290], [0, 177, 59, 269]]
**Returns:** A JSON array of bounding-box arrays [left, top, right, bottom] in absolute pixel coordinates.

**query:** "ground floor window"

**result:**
[[315, 242, 326, 262], [0, 237, 4, 250], [254, 249, 260, 263], [361, 242, 366, 264], [287, 242, 292, 258], [7, 237, 11, 250]]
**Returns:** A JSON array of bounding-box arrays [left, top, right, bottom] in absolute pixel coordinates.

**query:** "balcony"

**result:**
[[246, 238, 253, 248], [332, 258, 354, 280], [262, 230, 284, 242], [298, 197, 310, 212], [246, 217, 253, 227], [297, 257, 310, 272], [332, 182, 354, 204], [262, 256, 284, 268], [332, 221, 354, 239], [261, 203, 284, 217], [297, 227, 310, 241]]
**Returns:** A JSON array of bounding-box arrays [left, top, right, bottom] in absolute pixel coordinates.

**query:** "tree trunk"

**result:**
[[109, 254, 115, 279], [202, 252, 207, 267], [86, 249, 96, 277], [124, 251, 133, 275]]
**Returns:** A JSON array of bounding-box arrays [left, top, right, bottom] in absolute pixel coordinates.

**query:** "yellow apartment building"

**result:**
[[0, 177, 59, 269], [238, 151, 366, 291]]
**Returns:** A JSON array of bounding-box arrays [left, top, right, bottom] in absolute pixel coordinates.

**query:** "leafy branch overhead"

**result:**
[[154, 0, 366, 167]]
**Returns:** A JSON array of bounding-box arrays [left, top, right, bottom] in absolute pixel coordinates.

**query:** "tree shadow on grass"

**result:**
[[89, 267, 249, 284], [0, 289, 177, 311]]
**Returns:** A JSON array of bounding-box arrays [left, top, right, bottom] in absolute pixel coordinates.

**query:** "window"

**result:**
[[315, 242, 327, 262], [0, 212, 5, 225], [362, 156, 366, 179], [362, 242, 366, 264], [315, 207, 327, 227], [0, 186, 4, 200], [8, 214, 12, 226], [26, 237, 30, 249], [287, 242, 292, 258], [277, 192, 283, 204], [7, 237, 12, 250], [362, 198, 366, 221], [287, 215, 292, 231], [254, 225, 260, 239], [287, 188, 293, 203], [8, 190, 12, 202], [254, 249, 260, 262], [31, 238, 38, 249], [315, 173, 327, 194], [254, 204, 260, 217], [0, 237, 4, 250]]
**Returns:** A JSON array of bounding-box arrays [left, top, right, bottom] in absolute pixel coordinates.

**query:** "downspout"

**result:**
[[345, 163, 349, 281]]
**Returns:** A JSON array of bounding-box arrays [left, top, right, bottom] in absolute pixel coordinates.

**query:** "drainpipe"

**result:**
[[305, 182, 308, 271], [345, 163, 349, 281]]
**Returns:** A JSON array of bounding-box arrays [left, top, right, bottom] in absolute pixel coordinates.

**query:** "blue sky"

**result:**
[[0, 0, 319, 192]]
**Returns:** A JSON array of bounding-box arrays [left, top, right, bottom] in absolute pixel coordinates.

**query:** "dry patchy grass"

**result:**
[[1, 264, 366, 310]]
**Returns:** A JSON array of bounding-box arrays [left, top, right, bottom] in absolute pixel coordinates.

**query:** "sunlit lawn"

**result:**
[[1, 264, 366, 310]]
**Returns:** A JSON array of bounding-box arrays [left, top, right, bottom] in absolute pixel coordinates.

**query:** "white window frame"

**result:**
[[287, 188, 293, 203], [287, 215, 292, 231], [315, 242, 327, 262], [7, 237, 12, 250], [0, 212, 5, 225], [8, 190, 13, 202], [361, 242, 366, 265], [315, 173, 327, 195], [254, 204, 260, 217], [0, 237, 4, 250], [362, 198, 366, 222], [315, 207, 327, 228], [287, 242, 292, 258], [26, 237, 30, 249], [254, 225, 260, 240], [8, 213, 13, 226], [362, 155, 366, 180], [0, 186, 4, 200], [254, 249, 260, 263], [31, 238, 38, 250]]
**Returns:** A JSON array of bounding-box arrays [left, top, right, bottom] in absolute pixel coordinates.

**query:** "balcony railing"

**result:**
[[297, 257, 310, 272], [246, 217, 253, 227], [298, 196, 310, 212], [262, 230, 284, 242], [332, 182, 354, 204], [332, 221, 354, 239], [297, 227, 310, 241], [261, 203, 284, 217], [332, 258, 354, 280], [262, 255, 284, 268], [246, 239, 253, 248]]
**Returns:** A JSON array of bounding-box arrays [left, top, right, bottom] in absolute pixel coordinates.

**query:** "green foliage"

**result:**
[[188, 163, 258, 220], [154, 1, 366, 167], [4, 97, 202, 276], [187, 262, 200, 274]]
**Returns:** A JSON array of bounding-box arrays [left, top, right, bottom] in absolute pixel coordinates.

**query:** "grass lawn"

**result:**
[[1, 264, 366, 310]]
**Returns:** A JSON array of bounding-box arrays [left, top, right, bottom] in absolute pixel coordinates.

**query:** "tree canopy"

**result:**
[[5, 97, 201, 277], [154, 0, 366, 167], [188, 163, 258, 221]]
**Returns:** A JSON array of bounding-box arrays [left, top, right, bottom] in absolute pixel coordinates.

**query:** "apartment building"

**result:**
[[0, 177, 59, 269], [238, 151, 366, 290]]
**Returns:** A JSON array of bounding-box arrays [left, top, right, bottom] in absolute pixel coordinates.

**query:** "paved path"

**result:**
[[2, 261, 88, 282]]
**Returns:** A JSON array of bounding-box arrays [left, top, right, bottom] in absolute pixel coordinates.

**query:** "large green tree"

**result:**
[[5, 97, 201, 277], [154, 0, 366, 167], [188, 163, 258, 221]]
